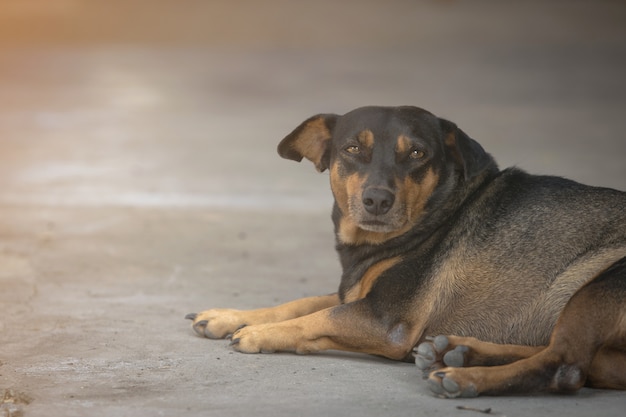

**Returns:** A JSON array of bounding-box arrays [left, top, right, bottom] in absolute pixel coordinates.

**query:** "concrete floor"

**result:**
[[1, 1, 625, 416]]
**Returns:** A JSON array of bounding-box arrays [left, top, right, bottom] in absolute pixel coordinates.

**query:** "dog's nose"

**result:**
[[362, 188, 395, 215]]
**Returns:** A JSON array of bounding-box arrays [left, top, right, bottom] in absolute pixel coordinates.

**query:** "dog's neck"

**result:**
[[333, 166, 499, 300]]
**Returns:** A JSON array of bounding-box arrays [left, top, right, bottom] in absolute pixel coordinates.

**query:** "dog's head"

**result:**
[[278, 106, 495, 245]]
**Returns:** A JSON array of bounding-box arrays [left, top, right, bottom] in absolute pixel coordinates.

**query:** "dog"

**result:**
[[186, 106, 626, 397]]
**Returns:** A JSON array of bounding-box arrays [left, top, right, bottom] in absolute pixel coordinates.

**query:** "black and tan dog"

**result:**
[[186, 106, 626, 397]]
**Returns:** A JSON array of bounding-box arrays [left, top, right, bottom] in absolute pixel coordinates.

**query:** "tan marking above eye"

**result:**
[[346, 145, 361, 154], [357, 130, 375, 149], [396, 134, 412, 154], [397, 135, 426, 160]]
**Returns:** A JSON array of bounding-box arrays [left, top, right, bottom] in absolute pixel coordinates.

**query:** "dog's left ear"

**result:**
[[277, 114, 338, 172], [439, 118, 495, 180]]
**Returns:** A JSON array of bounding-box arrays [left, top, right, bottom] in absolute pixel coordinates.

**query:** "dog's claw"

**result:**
[[190, 319, 210, 337], [192, 320, 207, 332], [185, 313, 198, 320]]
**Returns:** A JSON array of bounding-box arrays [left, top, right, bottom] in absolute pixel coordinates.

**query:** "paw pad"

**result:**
[[414, 335, 471, 374], [414, 335, 452, 371], [443, 345, 469, 368], [414, 342, 436, 369]]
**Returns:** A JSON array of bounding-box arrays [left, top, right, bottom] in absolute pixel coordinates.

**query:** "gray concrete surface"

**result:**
[[1, 1, 625, 416]]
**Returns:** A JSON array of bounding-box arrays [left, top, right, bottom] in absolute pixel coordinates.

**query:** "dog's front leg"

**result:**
[[187, 294, 339, 339], [230, 300, 418, 360]]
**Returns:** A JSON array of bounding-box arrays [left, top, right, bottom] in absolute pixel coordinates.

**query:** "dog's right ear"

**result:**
[[277, 114, 338, 172]]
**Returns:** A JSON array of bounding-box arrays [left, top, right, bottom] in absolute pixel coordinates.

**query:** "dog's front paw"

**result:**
[[427, 369, 478, 398], [185, 309, 247, 339], [414, 335, 469, 374], [229, 324, 278, 354]]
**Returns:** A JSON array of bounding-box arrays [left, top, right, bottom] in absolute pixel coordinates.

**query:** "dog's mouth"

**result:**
[[358, 219, 398, 233]]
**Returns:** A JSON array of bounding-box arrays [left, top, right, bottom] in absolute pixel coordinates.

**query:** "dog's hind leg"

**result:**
[[586, 346, 626, 389], [426, 256, 626, 397], [414, 335, 543, 373]]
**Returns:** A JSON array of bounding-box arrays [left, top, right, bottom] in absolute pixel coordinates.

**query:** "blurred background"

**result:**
[[1, 0, 625, 211]]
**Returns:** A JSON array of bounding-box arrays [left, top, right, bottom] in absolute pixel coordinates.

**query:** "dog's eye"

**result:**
[[346, 145, 361, 155], [410, 149, 426, 159]]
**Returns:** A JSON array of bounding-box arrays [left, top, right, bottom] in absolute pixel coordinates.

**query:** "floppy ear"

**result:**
[[439, 118, 495, 180], [277, 114, 338, 172]]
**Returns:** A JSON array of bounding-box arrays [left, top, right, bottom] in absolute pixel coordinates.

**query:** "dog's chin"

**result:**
[[357, 220, 401, 233]]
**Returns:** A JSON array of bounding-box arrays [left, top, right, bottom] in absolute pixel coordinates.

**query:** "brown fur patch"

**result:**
[[344, 256, 403, 302], [330, 162, 366, 221], [396, 168, 439, 227], [444, 131, 456, 148], [358, 129, 375, 149], [587, 347, 626, 389], [288, 117, 331, 171], [396, 135, 412, 154]]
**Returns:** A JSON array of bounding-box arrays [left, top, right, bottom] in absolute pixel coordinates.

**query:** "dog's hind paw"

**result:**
[[414, 335, 470, 373], [414, 335, 447, 371]]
